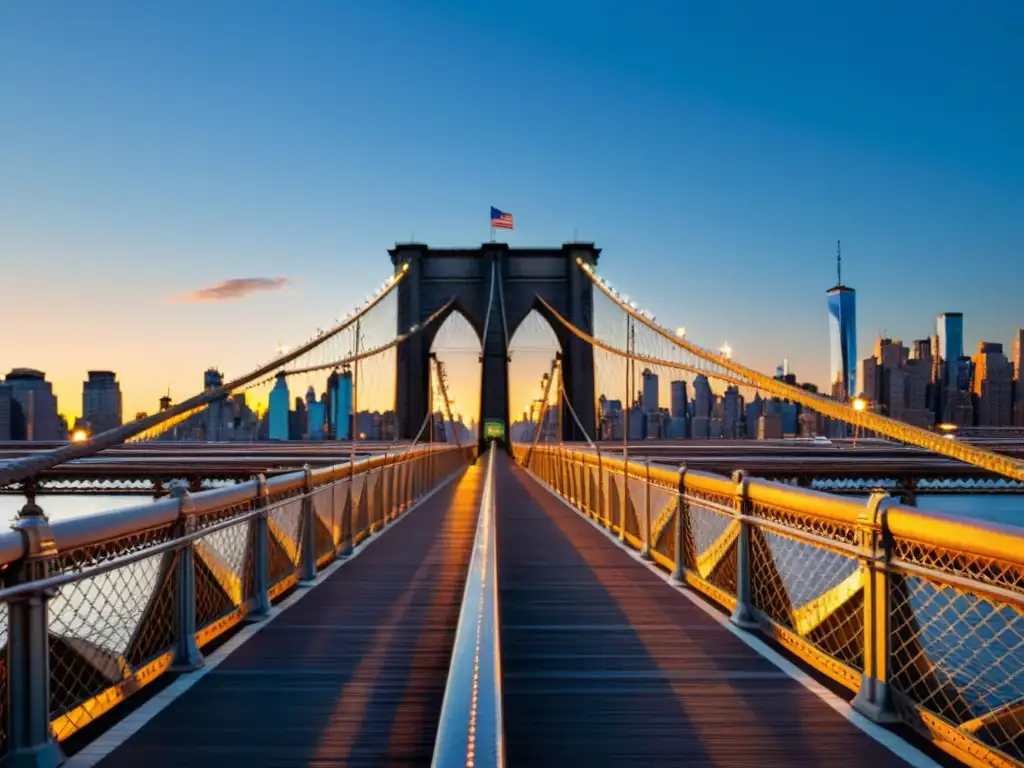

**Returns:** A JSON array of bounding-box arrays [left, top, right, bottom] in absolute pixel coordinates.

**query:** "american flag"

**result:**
[[490, 206, 514, 230]]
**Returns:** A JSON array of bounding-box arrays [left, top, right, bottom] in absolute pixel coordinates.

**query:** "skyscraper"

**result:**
[[670, 380, 688, 419], [826, 241, 856, 400], [3, 369, 64, 440], [268, 373, 290, 440], [306, 386, 325, 440], [936, 313, 964, 388], [1013, 329, 1024, 426], [973, 342, 1013, 427], [0, 384, 12, 441], [82, 371, 123, 434], [334, 368, 353, 439], [691, 375, 713, 439], [641, 368, 659, 413]]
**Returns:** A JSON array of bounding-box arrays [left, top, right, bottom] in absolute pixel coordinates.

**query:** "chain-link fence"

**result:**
[[0, 443, 476, 759], [518, 444, 1024, 768]]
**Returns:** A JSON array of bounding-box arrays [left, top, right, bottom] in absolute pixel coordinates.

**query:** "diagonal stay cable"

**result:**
[[535, 295, 759, 391], [0, 264, 412, 486], [576, 261, 1024, 481]]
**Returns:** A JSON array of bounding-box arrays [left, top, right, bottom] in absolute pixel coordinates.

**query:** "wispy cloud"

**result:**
[[169, 277, 292, 303]]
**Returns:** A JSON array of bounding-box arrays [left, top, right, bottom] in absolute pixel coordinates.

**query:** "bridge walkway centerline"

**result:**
[[495, 454, 923, 767], [79, 457, 486, 767]]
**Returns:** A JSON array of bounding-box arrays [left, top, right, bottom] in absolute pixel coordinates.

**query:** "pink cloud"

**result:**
[[169, 277, 291, 303]]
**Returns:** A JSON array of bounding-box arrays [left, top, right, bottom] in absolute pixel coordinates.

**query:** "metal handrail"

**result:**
[[545, 444, 1024, 565], [431, 444, 504, 768], [0, 443, 450, 568]]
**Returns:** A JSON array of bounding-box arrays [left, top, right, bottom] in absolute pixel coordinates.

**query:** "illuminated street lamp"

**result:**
[[720, 342, 732, 360], [937, 423, 958, 440], [675, 326, 686, 338], [852, 398, 867, 448], [72, 429, 89, 443]]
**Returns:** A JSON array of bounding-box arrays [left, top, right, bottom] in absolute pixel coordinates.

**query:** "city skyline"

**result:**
[[2, 2, 1021, 421], [5, 303, 1023, 431]]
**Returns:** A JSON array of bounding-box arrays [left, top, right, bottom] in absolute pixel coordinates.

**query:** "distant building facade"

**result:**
[[82, 371, 123, 434], [3, 368, 65, 441]]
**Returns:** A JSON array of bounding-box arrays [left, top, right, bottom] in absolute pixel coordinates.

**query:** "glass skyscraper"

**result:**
[[268, 373, 290, 440], [936, 313, 964, 388], [827, 286, 857, 400]]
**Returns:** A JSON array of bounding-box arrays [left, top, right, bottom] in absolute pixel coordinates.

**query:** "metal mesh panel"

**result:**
[[312, 484, 337, 558], [890, 573, 1024, 762], [194, 518, 253, 627], [48, 549, 169, 738], [193, 498, 256, 532], [268, 499, 302, 586], [364, 471, 380, 529], [750, 528, 864, 673], [748, 499, 857, 546], [350, 474, 366, 531], [686, 499, 738, 596], [648, 485, 677, 549], [626, 472, 645, 541], [893, 538, 1024, 594], [56, 522, 176, 576]]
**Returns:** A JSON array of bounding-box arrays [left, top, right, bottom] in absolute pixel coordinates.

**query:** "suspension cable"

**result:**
[[575, 259, 1024, 481], [560, 381, 597, 450], [481, 261, 497, 346], [0, 264, 413, 485], [535, 295, 759, 391], [524, 357, 559, 467], [250, 299, 455, 383], [496, 261, 510, 353], [434, 356, 464, 450]]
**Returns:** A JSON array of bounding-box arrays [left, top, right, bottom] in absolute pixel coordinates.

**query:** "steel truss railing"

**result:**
[[515, 443, 1024, 768], [571, 259, 1024, 482], [0, 443, 477, 764]]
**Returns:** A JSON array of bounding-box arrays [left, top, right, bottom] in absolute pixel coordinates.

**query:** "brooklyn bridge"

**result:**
[[0, 243, 1021, 767]]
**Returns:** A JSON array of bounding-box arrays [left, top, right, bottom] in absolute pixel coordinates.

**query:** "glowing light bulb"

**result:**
[[676, 326, 686, 338], [720, 342, 733, 359]]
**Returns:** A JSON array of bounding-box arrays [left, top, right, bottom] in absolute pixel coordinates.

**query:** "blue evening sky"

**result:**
[[1, 1, 1021, 418]]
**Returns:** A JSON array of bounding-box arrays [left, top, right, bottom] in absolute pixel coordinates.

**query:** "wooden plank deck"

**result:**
[[495, 456, 915, 767], [94, 459, 484, 767]]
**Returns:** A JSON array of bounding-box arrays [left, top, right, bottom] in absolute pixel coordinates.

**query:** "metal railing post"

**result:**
[[168, 480, 203, 671], [729, 470, 758, 630], [640, 457, 652, 559], [618, 458, 627, 541], [671, 463, 687, 583], [3, 500, 64, 768], [299, 465, 317, 585], [339, 471, 354, 557], [852, 492, 900, 723], [247, 473, 272, 622], [597, 452, 605, 526]]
